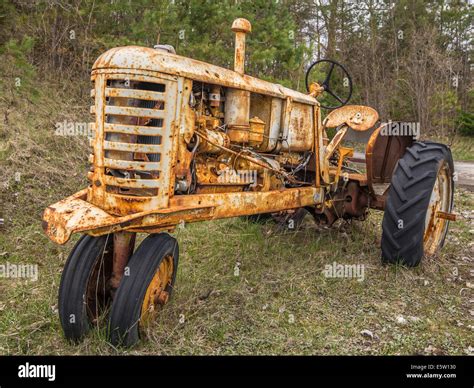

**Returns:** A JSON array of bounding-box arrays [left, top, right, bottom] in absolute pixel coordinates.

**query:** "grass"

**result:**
[[0, 75, 473, 356], [1, 186, 473, 355], [433, 135, 474, 162]]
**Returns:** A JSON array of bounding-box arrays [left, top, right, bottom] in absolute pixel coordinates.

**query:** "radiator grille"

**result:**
[[89, 73, 178, 214]]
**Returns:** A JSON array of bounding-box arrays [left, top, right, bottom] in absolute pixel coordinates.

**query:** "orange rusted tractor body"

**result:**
[[43, 19, 455, 346], [42, 25, 388, 243]]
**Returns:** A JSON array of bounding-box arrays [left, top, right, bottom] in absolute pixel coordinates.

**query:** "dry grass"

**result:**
[[434, 135, 474, 162], [0, 79, 473, 356]]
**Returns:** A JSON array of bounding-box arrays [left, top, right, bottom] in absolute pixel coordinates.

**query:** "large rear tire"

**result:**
[[381, 141, 454, 267]]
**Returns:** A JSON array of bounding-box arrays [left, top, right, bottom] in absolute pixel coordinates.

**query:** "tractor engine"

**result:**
[[177, 80, 312, 195]]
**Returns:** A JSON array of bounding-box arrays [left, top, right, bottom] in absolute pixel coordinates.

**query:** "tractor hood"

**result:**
[[92, 46, 317, 105]]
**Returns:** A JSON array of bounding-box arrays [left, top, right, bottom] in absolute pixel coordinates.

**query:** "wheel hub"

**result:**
[[140, 254, 174, 323], [423, 162, 452, 255]]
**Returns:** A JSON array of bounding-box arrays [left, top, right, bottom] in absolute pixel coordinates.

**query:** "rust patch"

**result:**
[[110, 232, 135, 294]]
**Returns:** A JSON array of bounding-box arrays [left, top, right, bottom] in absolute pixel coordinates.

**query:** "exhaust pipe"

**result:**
[[225, 18, 252, 142], [231, 18, 251, 74]]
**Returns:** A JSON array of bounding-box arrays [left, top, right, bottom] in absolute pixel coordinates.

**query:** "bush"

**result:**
[[457, 111, 474, 137], [0, 37, 38, 101]]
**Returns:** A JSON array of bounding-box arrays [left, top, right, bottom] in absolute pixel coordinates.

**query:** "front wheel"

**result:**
[[381, 141, 454, 267], [58, 235, 114, 342], [107, 233, 179, 347]]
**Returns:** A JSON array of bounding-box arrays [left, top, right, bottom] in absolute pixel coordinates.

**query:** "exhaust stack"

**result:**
[[225, 18, 252, 143], [231, 18, 251, 74]]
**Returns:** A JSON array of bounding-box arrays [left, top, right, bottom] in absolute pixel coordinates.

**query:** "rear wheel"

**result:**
[[381, 141, 454, 266], [107, 233, 179, 347], [58, 235, 114, 342]]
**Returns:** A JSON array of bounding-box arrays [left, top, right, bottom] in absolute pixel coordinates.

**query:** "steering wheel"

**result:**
[[305, 59, 353, 110]]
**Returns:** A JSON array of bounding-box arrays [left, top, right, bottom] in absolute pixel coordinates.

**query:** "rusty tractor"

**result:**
[[43, 18, 456, 346]]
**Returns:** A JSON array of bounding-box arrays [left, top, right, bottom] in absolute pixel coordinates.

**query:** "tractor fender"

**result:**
[[365, 124, 415, 199]]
